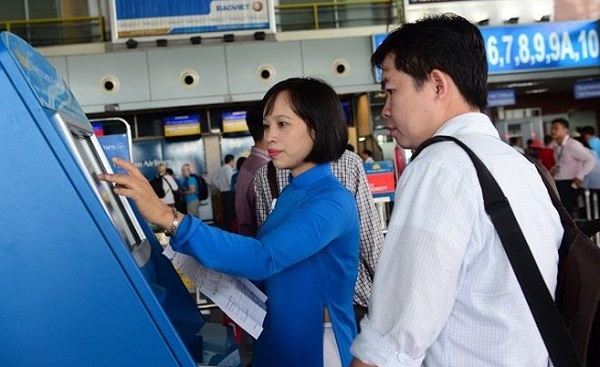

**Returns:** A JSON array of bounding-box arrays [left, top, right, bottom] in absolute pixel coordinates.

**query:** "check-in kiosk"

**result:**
[[0, 32, 206, 366]]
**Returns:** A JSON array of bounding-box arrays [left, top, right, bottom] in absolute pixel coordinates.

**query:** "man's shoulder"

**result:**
[[331, 150, 363, 173]]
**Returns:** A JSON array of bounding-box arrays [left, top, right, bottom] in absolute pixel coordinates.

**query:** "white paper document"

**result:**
[[162, 245, 267, 339]]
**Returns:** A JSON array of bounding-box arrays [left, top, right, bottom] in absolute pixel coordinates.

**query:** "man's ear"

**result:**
[[430, 69, 448, 97]]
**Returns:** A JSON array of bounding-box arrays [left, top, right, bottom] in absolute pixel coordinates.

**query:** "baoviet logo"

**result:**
[[215, 1, 263, 12]]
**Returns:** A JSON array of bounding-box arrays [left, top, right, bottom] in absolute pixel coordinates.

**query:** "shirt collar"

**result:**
[[251, 146, 270, 160], [433, 112, 500, 139], [559, 135, 570, 145], [288, 163, 331, 190]]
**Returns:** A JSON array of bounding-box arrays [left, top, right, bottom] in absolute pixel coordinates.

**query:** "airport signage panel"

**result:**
[[574, 80, 600, 99], [481, 20, 600, 74], [372, 20, 599, 82], [487, 89, 516, 107], [110, 0, 276, 42], [364, 160, 396, 201]]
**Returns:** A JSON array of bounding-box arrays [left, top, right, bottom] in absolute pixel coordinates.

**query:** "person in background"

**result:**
[[180, 163, 200, 217], [508, 136, 525, 154], [212, 154, 236, 231], [154, 162, 179, 208], [346, 143, 356, 152], [230, 156, 246, 193], [359, 149, 375, 163], [101, 77, 360, 367], [581, 125, 600, 158], [255, 141, 384, 330], [582, 138, 600, 191], [235, 105, 271, 237], [526, 138, 543, 160], [550, 117, 595, 217], [351, 14, 563, 367], [537, 134, 556, 171]]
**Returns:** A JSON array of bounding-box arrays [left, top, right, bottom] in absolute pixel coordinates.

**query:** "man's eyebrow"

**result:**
[[380, 77, 388, 91]]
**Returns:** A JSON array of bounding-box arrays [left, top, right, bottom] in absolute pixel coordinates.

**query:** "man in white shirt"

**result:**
[[212, 154, 235, 230], [153, 162, 179, 207], [351, 14, 563, 367]]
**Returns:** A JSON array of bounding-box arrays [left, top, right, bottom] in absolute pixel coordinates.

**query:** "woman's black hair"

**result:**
[[262, 77, 347, 164]]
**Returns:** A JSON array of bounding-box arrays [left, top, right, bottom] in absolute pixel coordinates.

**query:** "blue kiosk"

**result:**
[[0, 32, 210, 366]]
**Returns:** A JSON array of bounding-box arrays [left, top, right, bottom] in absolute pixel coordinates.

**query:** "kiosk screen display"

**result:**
[[55, 113, 151, 266]]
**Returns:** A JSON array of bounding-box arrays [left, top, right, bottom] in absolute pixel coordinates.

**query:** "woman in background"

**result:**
[[101, 77, 360, 367]]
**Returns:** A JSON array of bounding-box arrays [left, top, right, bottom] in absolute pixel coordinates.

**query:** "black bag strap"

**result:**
[[412, 135, 581, 367], [162, 176, 174, 193], [267, 160, 279, 199]]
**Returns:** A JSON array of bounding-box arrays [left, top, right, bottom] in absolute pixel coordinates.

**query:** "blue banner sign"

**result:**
[[487, 89, 516, 107], [110, 0, 275, 42], [372, 20, 600, 81], [481, 20, 600, 74], [574, 80, 600, 99]]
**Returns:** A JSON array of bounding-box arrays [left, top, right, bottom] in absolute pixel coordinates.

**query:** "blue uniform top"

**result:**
[[171, 163, 360, 367], [182, 176, 198, 204]]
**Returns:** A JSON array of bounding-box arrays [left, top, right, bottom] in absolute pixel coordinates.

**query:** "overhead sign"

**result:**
[[482, 20, 600, 74], [163, 115, 201, 138], [109, 0, 276, 42], [372, 20, 600, 82], [487, 89, 516, 107], [222, 111, 249, 134], [364, 160, 396, 201], [574, 80, 600, 99]]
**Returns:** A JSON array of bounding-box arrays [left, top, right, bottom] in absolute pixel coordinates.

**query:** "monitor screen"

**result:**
[[163, 115, 201, 138], [221, 111, 248, 134]]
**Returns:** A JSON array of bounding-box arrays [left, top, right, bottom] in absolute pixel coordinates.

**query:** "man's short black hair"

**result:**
[[246, 104, 265, 143], [551, 117, 569, 129], [224, 154, 235, 164], [371, 13, 488, 112], [582, 125, 596, 136], [262, 77, 347, 164]]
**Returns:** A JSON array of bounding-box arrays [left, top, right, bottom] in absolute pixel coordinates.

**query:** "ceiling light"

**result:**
[[504, 82, 538, 88], [525, 88, 549, 94]]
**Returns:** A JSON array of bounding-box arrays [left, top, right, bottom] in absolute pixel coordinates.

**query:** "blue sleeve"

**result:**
[[170, 189, 357, 280]]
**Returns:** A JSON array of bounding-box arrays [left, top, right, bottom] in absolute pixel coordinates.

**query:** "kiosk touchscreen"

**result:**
[[0, 32, 206, 366]]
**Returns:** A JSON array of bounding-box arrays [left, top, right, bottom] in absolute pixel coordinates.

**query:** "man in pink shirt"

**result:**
[[551, 117, 595, 217], [234, 105, 270, 237]]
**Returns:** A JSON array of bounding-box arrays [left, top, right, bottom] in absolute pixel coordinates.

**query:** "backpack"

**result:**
[[414, 135, 600, 367], [149, 176, 166, 198], [188, 173, 209, 201]]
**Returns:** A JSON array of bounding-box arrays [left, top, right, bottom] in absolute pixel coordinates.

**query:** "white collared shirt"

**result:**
[[351, 113, 563, 367]]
